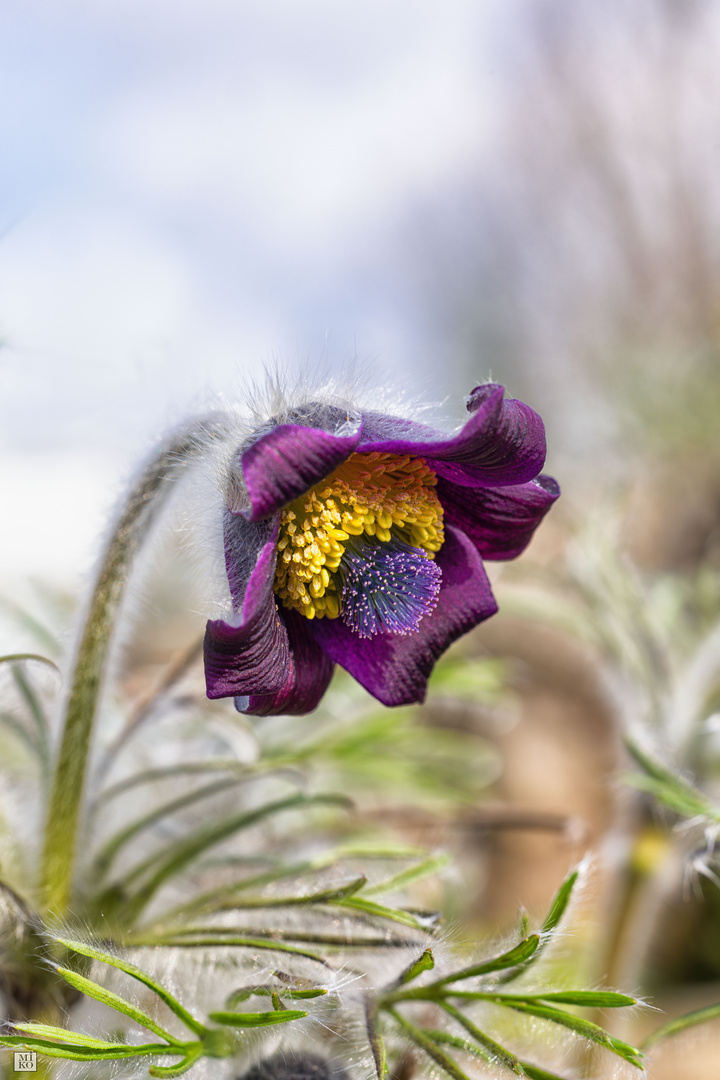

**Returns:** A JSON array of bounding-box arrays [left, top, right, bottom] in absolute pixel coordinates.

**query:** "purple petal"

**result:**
[[310, 525, 497, 706], [236, 610, 335, 716], [204, 526, 291, 699], [438, 474, 560, 561], [223, 512, 276, 612], [359, 384, 546, 487], [241, 422, 364, 521]]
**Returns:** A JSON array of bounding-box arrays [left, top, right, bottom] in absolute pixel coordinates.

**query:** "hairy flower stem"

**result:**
[[39, 417, 230, 919]]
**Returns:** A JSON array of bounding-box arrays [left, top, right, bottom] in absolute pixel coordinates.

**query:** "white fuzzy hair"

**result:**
[[173, 360, 463, 621]]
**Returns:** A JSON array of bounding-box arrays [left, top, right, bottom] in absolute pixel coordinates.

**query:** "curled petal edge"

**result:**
[[438, 474, 560, 561], [204, 526, 291, 699], [240, 421, 364, 520]]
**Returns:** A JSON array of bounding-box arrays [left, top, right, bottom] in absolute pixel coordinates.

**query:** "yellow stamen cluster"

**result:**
[[273, 452, 445, 620]]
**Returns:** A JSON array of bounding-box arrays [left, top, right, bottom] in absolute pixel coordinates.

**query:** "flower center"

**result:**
[[273, 451, 445, 633]]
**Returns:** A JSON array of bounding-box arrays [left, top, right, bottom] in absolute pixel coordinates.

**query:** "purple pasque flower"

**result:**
[[204, 383, 558, 715]]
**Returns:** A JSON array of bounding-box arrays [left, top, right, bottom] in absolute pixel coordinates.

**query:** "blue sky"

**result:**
[[0, 0, 513, 582]]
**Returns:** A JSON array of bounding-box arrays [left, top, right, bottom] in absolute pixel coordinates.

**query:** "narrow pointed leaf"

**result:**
[[55, 936, 206, 1036], [132, 933, 329, 966], [502, 1001, 643, 1067], [422, 1030, 491, 1064], [145, 925, 418, 949], [0, 653, 60, 671], [386, 1009, 476, 1080], [623, 773, 711, 819], [337, 895, 429, 929], [541, 868, 579, 934], [93, 776, 246, 878], [535, 991, 636, 1007], [226, 986, 327, 1006], [210, 876, 368, 910], [442, 991, 636, 1008], [518, 1063, 572, 1080], [624, 737, 712, 819], [208, 1009, 307, 1028], [54, 966, 182, 1045], [398, 948, 435, 986], [365, 1000, 386, 1080], [10, 1024, 133, 1049], [0, 1037, 175, 1061], [126, 793, 351, 908], [10, 663, 51, 758], [498, 868, 581, 986], [427, 1031, 570, 1079], [441, 1003, 525, 1074], [150, 1044, 204, 1078], [364, 855, 452, 897], [96, 761, 261, 806], [430, 936, 540, 986], [0, 711, 42, 759], [642, 1000, 720, 1048]]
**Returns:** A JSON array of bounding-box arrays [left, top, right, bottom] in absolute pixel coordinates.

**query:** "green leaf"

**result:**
[[226, 986, 327, 1005], [0, 710, 43, 761], [623, 772, 712, 819], [208, 1010, 307, 1028], [365, 1000, 386, 1080], [497, 867, 580, 986], [92, 776, 253, 879], [0, 1036, 176, 1061], [364, 855, 452, 897], [427, 1030, 571, 1078], [440, 1003, 526, 1075], [540, 868, 579, 934], [386, 1009, 477, 1080], [430, 936, 540, 986], [124, 793, 351, 911], [624, 737, 713, 820], [55, 967, 183, 1046], [211, 875, 368, 910], [442, 991, 636, 1009], [642, 1000, 720, 1048], [336, 895, 430, 929], [95, 761, 260, 807], [534, 991, 636, 1008], [397, 948, 435, 986], [55, 936, 206, 1037], [10, 1024, 131, 1049], [502, 1001, 643, 1068], [0, 595, 63, 656], [149, 1044, 204, 1078], [10, 662, 51, 756], [132, 932, 330, 966], [421, 1030, 491, 1064], [0, 652, 60, 672], [517, 1063, 572, 1080]]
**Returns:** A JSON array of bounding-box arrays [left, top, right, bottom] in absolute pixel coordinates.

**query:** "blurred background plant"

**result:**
[[0, 436, 642, 1080], [5, 0, 720, 1076]]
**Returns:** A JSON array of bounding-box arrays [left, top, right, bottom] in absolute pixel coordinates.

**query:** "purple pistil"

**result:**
[[337, 537, 442, 638]]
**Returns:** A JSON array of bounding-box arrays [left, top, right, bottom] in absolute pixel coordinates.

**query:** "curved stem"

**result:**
[[39, 415, 231, 918]]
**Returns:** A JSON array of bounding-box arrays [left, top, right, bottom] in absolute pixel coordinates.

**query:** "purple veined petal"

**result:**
[[235, 610, 335, 716], [224, 512, 276, 612], [358, 383, 546, 487], [241, 421, 364, 521], [204, 524, 291, 699], [310, 525, 498, 707], [438, 474, 561, 561]]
